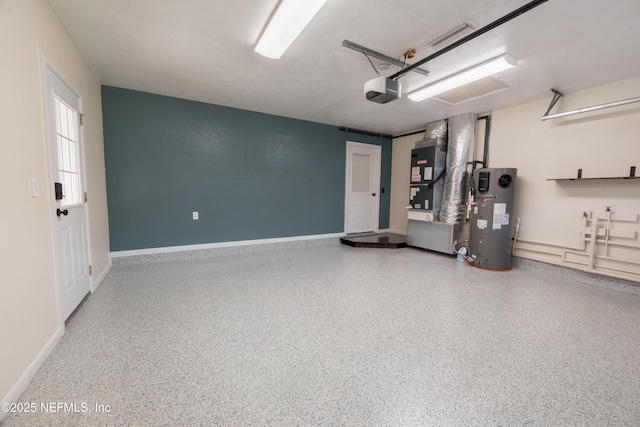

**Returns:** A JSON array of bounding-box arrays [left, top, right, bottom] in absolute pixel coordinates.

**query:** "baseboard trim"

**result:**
[[386, 228, 408, 236], [91, 258, 112, 292], [0, 326, 64, 421], [512, 256, 640, 292], [111, 232, 346, 258]]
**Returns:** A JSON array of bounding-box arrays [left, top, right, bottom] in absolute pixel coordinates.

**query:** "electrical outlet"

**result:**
[[192, 211, 199, 220]]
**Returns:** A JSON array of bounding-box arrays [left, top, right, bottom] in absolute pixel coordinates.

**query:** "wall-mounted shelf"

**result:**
[[547, 176, 640, 182]]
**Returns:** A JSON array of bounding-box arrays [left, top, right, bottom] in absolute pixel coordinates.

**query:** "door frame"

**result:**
[[39, 51, 93, 325], [344, 141, 381, 234]]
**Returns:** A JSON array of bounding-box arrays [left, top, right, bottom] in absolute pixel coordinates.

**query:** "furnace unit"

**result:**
[[406, 115, 474, 255], [409, 137, 447, 214], [469, 168, 517, 270]]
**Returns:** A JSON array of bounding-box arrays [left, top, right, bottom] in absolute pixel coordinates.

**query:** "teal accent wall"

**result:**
[[102, 87, 392, 251]]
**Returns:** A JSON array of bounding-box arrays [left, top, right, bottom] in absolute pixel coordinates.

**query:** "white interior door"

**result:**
[[345, 141, 381, 234], [44, 64, 91, 322]]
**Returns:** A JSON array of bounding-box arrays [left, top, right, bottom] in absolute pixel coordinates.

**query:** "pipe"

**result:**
[[552, 238, 640, 252], [600, 240, 640, 250], [515, 214, 589, 252], [516, 243, 640, 282], [560, 255, 640, 278], [339, 127, 392, 138], [594, 264, 640, 275], [511, 218, 520, 256], [580, 211, 590, 250], [519, 246, 640, 281], [585, 210, 640, 250], [389, 0, 550, 80], [541, 96, 640, 121], [588, 217, 599, 271], [516, 245, 563, 256], [587, 266, 638, 282], [597, 255, 640, 267], [516, 238, 588, 252], [604, 208, 612, 256], [563, 250, 640, 268], [589, 262, 640, 282], [560, 255, 588, 267], [562, 249, 583, 263], [394, 128, 427, 139], [478, 115, 491, 168], [561, 249, 588, 265]]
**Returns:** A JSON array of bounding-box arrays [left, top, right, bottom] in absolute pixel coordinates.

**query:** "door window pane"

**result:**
[[55, 95, 81, 207], [351, 153, 370, 193]]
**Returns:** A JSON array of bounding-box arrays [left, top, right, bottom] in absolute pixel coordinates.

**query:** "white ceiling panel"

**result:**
[[47, 0, 640, 135]]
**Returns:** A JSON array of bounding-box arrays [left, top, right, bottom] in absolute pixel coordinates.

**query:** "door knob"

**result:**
[[56, 208, 69, 217], [372, 193, 377, 196]]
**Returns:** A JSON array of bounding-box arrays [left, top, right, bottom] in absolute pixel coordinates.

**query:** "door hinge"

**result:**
[[89, 265, 92, 276], [79, 113, 85, 126], [84, 192, 88, 203]]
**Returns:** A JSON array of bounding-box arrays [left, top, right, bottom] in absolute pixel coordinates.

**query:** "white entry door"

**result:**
[[345, 141, 381, 234], [44, 63, 91, 322]]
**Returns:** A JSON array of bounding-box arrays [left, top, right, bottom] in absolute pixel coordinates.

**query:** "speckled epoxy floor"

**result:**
[[3, 244, 640, 426]]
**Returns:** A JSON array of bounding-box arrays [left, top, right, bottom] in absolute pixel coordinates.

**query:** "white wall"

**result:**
[[491, 76, 640, 281], [0, 0, 110, 409], [390, 76, 640, 281], [389, 133, 422, 233]]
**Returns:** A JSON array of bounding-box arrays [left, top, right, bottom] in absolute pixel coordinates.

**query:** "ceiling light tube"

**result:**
[[255, 0, 328, 59], [408, 54, 518, 101]]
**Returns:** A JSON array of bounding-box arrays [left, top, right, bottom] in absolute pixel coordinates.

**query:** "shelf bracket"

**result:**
[[542, 88, 563, 117]]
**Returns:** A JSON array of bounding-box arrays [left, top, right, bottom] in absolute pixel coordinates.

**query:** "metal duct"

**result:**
[[440, 113, 476, 224], [421, 119, 447, 143]]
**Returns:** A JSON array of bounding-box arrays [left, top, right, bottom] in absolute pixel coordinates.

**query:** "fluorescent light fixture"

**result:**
[[255, 0, 328, 59], [408, 54, 518, 102]]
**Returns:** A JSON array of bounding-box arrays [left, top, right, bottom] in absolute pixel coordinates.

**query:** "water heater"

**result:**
[[469, 168, 517, 270]]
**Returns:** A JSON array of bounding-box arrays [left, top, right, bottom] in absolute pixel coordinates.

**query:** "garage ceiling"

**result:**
[[47, 0, 640, 135]]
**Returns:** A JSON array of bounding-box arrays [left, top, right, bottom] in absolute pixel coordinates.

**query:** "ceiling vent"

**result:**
[[427, 21, 475, 49], [434, 77, 512, 105]]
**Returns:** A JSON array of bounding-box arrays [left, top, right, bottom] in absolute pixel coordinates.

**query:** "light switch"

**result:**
[[31, 178, 39, 197], [192, 211, 199, 220]]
